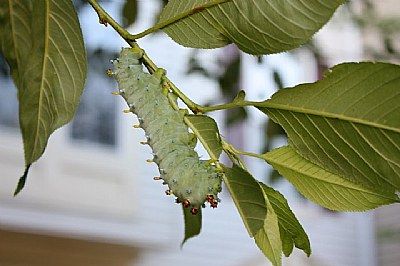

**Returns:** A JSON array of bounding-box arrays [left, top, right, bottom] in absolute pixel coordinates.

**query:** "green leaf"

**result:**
[[263, 146, 400, 211], [158, 0, 346, 55], [222, 164, 266, 236], [259, 183, 311, 257], [0, 1, 33, 87], [254, 194, 282, 266], [13, 164, 31, 196], [122, 0, 138, 27], [222, 164, 282, 266], [257, 62, 400, 193], [0, 0, 87, 194], [181, 205, 202, 246], [185, 114, 222, 160], [233, 90, 246, 102]]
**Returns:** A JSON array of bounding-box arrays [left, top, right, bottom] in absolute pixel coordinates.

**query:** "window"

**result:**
[[0, 54, 19, 129], [70, 50, 118, 147]]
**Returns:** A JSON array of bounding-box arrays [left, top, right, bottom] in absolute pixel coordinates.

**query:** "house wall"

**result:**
[[0, 229, 139, 266], [375, 205, 400, 266]]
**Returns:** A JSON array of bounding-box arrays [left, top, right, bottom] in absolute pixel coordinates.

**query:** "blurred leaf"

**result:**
[[263, 119, 286, 152], [263, 146, 400, 211], [158, 0, 346, 55], [226, 107, 247, 126], [218, 55, 240, 95], [0, 0, 87, 194], [181, 206, 202, 246], [218, 54, 247, 125], [257, 62, 400, 193], [272, 69, 284, 90], [186, 52, 211, 78], [185, 114, 222, 160], [122, 0, 138, 27], [384, 37, 395, 54]]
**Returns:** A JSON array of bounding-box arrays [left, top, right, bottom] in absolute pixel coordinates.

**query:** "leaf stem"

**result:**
[[222, 140, 253, 171], [87, 0, 136, 45], [130, 0, 231, 40], [196, 101, 262, 113], [222, 140, 266, 161]]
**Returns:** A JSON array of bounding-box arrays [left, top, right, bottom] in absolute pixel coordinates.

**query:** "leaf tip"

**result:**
[[181, 206, 202, 247], [14, 164, 31, 196]]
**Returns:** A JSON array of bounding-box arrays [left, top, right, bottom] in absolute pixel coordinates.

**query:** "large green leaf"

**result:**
[[158, 0, 346, 55], [222, 164, 282, 266], [263, 146, 400, 211], [181, 205, 202, 246], [259, 183, 311, 257], [257, 62, 400, 193], [185, 114, 222, 160], [0, 0, 87, 194]]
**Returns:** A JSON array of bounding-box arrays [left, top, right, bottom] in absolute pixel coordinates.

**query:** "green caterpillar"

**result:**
[[111, 48, 222, 214]]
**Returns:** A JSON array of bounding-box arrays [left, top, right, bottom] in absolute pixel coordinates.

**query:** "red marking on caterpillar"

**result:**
[[183, 199, 191, 208], [210, 200, 218, 208], [190, 208, 199, 215]]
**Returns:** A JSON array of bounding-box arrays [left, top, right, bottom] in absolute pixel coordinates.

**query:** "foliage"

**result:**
[[0, 0, 399, 265], [0, 0, 86, 194]]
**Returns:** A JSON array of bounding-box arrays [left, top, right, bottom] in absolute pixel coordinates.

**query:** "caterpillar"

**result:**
[[110, 48, 222, 214]]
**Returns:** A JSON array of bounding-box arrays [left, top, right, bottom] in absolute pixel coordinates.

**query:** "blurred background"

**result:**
[[0, 0, 399, 265]]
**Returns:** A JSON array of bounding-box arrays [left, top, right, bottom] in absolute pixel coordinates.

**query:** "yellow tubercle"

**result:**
[[123, 109, 131, 113], [133, 124, 141, 128], [106, 69, 113, 76], [111, 91, 120, 95], [146, 159, 154, 163]]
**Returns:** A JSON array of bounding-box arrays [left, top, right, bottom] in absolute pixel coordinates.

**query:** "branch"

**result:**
[[87, 0, 135, 45]]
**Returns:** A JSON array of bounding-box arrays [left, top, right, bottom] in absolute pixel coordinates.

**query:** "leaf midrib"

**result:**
[[32, 0, 50, 162], [265, 148, 399, 201], [259, 101, 399, 133], [162, 0, 231, 23]]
